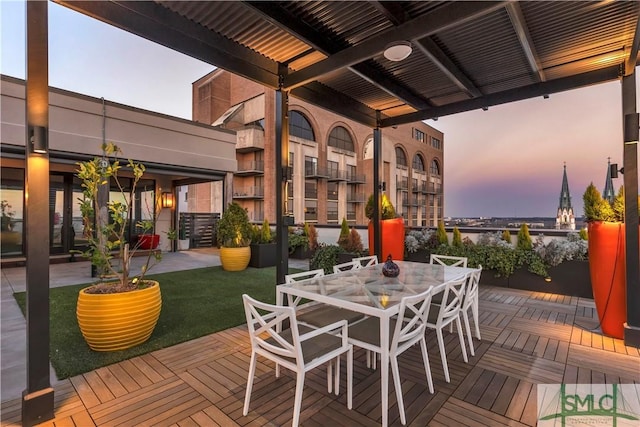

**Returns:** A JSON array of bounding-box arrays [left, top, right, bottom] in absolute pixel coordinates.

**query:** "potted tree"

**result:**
[[217, 202, 252, 271], [75, 142, 163, 351], [249, 219, 276, 268], [365, 193, 404, 260], [583, 183, 638, 338]]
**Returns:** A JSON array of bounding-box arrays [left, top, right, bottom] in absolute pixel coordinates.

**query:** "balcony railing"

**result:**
[[305, 165, 330, 179], [347, 173, 366, 184], [424, 183, 442, 194], [327, 169, 348, 182], [235, 161, 264, 176], [232, 186, 264, 199], [347, 194, 367, 203], [397, 179, 409, 191]]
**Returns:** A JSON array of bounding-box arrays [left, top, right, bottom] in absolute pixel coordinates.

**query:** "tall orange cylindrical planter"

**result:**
[[368, 218, 405, 261], [587, 222, 626, 339]]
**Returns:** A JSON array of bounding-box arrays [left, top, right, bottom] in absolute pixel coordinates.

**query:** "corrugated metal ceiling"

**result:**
[[55, 0, 640, 128]]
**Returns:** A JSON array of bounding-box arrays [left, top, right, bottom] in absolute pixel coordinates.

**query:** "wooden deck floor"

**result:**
[[3, 285, 639, 427]]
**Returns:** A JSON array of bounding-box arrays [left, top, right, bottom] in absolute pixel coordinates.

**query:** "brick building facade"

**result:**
[[191, 70, 445, 227]]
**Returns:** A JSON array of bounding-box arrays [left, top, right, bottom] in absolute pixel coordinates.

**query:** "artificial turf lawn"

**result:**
[[13, 265, 296, 379]]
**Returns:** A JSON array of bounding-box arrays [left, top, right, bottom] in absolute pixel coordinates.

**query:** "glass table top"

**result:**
[[279, 261, 470, 311]]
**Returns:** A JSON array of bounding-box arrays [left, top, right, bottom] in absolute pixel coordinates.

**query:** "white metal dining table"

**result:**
[[276, 260, 474, 427]]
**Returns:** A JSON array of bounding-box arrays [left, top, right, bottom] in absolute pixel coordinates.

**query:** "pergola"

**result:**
[[22, 1, 639, 425]]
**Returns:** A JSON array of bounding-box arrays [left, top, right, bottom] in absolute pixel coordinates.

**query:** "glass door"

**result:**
[[50, 174, 88, 254]]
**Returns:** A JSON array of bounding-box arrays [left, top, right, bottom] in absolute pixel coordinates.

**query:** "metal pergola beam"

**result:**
[[506, 2, 546, 83], [244, 1, 432, 111], [283, 1, 506, 89], [380, 65, 622, 127]]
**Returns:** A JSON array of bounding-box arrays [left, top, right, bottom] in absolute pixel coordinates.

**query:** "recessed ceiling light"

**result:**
[[383, 41, 412, 62]]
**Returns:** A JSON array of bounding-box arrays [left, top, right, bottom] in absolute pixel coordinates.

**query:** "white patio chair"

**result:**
[[429, 254, 468, 267], [426, 274, 468, 383], [461, 266, 482, 356], [353, 255, 378, 267], [333, 260, 361, 273], [285, 269, 365, 329], [347, 287, 435, 425], [242, 294, 353, 427]]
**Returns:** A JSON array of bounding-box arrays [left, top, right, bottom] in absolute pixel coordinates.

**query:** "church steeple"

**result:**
[[603, 157, 615, 204], [555, 163, 575, 230]]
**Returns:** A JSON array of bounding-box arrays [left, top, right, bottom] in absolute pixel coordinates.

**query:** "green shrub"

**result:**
[[338, 218, 350, 250], [217, 202, 252, 247], [502, 230, 512, 244], [452, 227, 462, 247], [436, 221, 448, 245], [583, 182, 615, 222], [516, 224, 532, 250], [579, 227, 588, 240], [365, 193, 396, 220], [310, 244, 343, 274]]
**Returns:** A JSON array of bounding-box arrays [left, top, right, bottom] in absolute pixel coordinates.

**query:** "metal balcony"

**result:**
[[235, 161, 264, 176], [232, 186, 264, 199]]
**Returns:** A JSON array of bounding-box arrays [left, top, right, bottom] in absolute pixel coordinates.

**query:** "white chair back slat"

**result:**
[[353, 255, 378, 267], [333, 260, 361, 274], [429, 254, 468, 268]]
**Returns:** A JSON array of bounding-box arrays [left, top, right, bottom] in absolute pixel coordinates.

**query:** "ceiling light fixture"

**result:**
[[383, 41, 412, 62]]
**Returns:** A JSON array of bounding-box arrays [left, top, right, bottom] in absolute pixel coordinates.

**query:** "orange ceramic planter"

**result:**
[[220, 246, 251, 271], [77, 281, 162, 351], [587, 222, 626, 339], [368, 218, 405, 261]]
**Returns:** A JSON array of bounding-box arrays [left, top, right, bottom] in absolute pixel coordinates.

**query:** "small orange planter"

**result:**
[[587, 222, 626, 339], [368, 218, 405, 261]]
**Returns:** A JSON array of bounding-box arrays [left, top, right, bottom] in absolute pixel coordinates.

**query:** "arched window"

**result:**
[[395, 147, 407, 167], [328, 126, 354, 152], [289, 111, 315, 141], [430, 159, 440, 176], [412, 154, 425, 172]]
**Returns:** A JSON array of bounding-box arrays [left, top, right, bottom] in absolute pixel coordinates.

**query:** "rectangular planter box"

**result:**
[[480, 261, 592, 299], [404, 249, 430, 263], [290, 246, 313, 259], [249, 243, 277, 268]]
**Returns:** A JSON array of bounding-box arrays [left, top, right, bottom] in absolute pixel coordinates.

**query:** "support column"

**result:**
[[373, 124, 382, 260], [275, 85, 290, 286], [23, 2, 54, 425], [622, 74, 640, 347]]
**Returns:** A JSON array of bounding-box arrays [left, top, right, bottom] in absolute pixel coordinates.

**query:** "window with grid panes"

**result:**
[[431, 137, 441, 149], [395, 147, 407, 168], [328, 126, 354, 151], [305, 156, 318, 176], [430, 159, 440, 176], [413, 154, 425, 171], [289, 111, 315, 141], [328, 160, 339, 179], [305, 200, 317, 221]]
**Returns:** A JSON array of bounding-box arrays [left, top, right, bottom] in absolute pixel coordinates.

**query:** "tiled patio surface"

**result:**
[[2, 280, 638, 426]]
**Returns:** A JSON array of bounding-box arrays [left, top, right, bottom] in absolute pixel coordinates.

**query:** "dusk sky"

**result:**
[[2, 1, 636, 218]]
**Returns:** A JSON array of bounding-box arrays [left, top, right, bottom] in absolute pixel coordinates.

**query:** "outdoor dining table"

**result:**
[[276, 260, 474, 427]]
